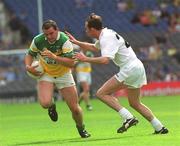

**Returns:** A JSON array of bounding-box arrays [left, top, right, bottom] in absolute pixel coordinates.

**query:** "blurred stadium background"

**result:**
[[1, 1, 180, 146], [0, 0, 180, 101]]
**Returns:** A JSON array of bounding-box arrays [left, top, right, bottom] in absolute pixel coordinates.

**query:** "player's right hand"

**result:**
[[74, 52, 88, 62], [65, 31, 78, 44], [26, 65, 43, 77]]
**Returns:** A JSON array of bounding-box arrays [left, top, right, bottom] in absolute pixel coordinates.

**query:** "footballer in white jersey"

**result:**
[[95, 28, 147, 88], [66, 13, 168, 134]]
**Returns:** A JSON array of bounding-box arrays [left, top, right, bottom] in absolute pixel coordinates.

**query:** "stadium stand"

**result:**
[[0, 0, 180, 99]]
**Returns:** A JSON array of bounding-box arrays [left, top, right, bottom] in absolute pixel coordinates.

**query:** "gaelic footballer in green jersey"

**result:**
[[28, 32, 74, 77], [25, 20, 91, 138]]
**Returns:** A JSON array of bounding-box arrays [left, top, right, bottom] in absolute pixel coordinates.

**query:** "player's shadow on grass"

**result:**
[[11, 134, 148, 146]]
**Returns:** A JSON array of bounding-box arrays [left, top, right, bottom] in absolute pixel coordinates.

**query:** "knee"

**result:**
[[71, 105, 82, 115], [96, 89, 105, 99], [129, 102, 141, 110], [96, 90, 103, 100], [39, 99, 52, 109]]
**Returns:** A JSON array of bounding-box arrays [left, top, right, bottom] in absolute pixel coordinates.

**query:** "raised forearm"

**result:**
[[75, 41, 98, 52], [54, 56, 75, 67], [41, 50, 75, 67], [85, 56, 109, 64]]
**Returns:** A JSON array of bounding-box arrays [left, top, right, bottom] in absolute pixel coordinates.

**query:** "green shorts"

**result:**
[[38, 72, 76, 89]]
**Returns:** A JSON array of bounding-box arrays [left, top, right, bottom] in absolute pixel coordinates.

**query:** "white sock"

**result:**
[[118, 107, 133, 121], [151, 117, 163, 131]]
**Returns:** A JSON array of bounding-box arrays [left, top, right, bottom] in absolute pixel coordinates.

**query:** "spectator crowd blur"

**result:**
[[0, 0, 179, 87], [0, 0, 31, 85]]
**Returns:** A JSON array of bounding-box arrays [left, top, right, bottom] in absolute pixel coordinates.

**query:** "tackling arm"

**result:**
[[75, 41, 98, 52], [75, 52, 110, 64], [65, 31, 99, 52]]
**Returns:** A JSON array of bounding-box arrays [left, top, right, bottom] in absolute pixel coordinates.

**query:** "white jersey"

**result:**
[[95, 28, 147, 88], [95, 28, 138, 68]]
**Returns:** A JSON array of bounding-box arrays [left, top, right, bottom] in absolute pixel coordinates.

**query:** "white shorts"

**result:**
[[76, 72, 92, 85], [115, 59, 147, 88], [38, 72, 76, 89]]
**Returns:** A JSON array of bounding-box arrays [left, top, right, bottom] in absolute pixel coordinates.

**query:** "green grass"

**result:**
[[0, 96, 180, 146]]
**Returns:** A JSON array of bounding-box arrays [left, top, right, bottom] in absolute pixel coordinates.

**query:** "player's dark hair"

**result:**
[[42, 20, 58, 30], [86, 13, 103, 30]]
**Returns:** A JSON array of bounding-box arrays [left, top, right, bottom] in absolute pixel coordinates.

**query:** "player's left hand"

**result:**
[[74, 52, 88, 62], [41, 50, 57, 60]]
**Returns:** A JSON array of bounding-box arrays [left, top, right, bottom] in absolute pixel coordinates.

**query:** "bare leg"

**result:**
[[97, 76, 138, 133], [127, 88, 154, 121], [38, 81, 58, 122], [127, 88, 168, 133], [60, 86, 83, 127], [37, 81, 54, 108], [96, 76, 127, 111], [79, 81, 91, 107], [60, 86, 90, 137]]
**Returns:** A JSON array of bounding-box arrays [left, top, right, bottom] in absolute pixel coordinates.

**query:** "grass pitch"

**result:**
[[0, 96, 180, 146]]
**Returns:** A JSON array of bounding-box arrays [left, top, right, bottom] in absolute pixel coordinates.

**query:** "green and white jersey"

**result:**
[[28, 32, 74, 77]]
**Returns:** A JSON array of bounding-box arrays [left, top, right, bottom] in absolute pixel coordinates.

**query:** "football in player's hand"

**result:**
[[27, 61, 44, 79]]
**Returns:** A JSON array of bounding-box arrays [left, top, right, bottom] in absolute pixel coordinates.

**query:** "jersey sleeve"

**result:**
[[100, 34, 123, 59], [61, 40, 74, 58], [27, 39, 39, 57]]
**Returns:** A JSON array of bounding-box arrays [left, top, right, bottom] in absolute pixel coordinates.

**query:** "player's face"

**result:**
[[43, 27, 58, 43], [85, 22, 94, 37]]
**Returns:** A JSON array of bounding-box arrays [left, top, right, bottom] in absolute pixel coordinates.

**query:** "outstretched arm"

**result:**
[[75, 52, 110, 64], [65, 31, 98, 52]]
